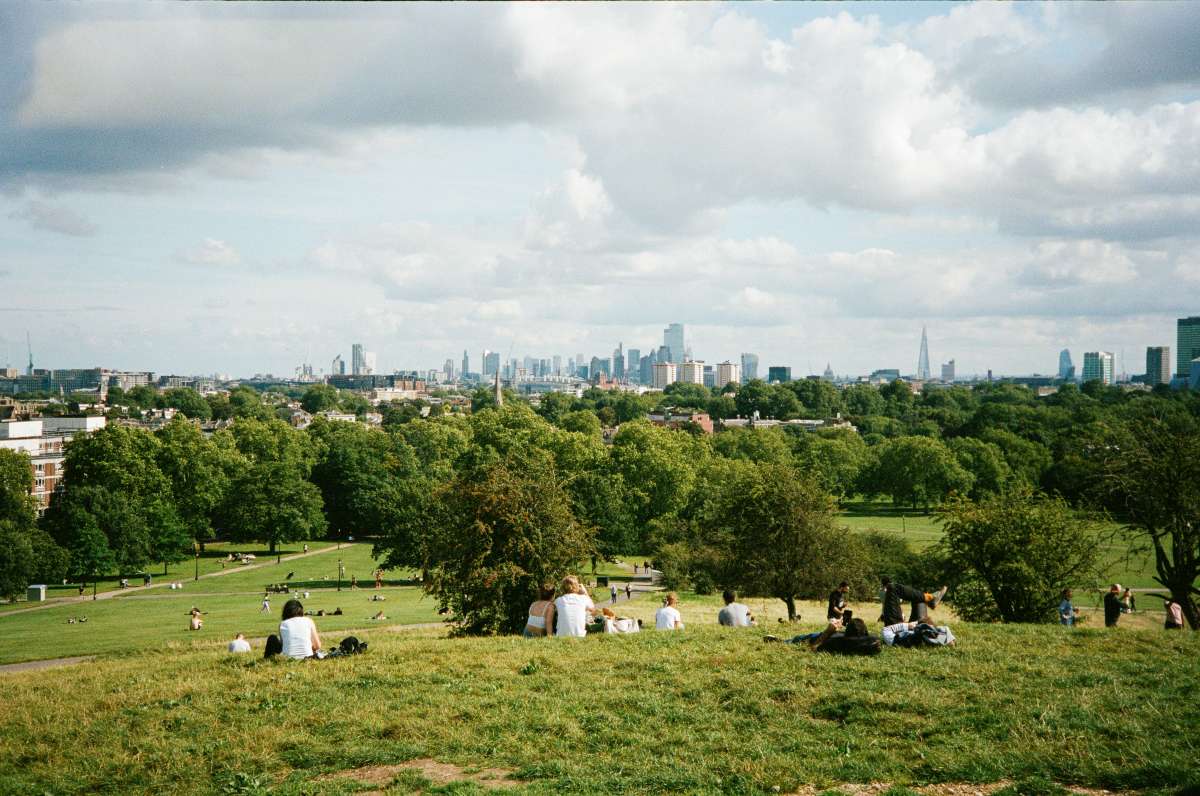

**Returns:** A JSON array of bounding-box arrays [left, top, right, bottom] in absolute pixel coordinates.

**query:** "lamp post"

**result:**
[[194, 552, 199, 581], [338, 559, 344, 592]]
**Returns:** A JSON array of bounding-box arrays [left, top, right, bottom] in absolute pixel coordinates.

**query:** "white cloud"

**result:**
[[9, 200, 97, 236], [180, 238, 241, 267]]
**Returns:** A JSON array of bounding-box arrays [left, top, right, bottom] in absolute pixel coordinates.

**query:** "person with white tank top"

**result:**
[[278, 599, 321, 659], [524, 584, 557, 638]]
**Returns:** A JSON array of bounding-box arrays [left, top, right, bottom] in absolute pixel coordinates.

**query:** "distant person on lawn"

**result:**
[[189, 607, 204, 631], [827, 582, 850, 623], [1164, 597, 1184, 630], [227, 633, 251, 653], [1059, 589, 1079, 626], [656, 593, 684, 630], [524, 584, 556, 638], [879, 577, 947, 625], [266, 599, 322, 659], [880, 621, 956, 647], [554, 576, 598, 638], [1104, 584, 1123, 628], [610, 584, 618, 604], [718, 590, 754, 627]]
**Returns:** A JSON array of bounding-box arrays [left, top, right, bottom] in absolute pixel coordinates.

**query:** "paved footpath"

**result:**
[[0, 543, 360, 619]]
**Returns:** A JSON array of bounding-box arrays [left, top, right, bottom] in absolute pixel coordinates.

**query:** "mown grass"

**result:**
[[0, 622, 1195, 795]]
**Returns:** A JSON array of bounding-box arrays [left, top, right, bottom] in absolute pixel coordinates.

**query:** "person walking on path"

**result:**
[[610, 584, 618, 604], [1165, 597, 1184, 630], [261, 594, 271, 613], [1059, 589, 1079, 626], [625, 583, 632, 601], [1104, 584, 1123, 627]]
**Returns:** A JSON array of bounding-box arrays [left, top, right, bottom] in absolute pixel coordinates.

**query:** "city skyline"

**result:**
[[2, 3, 1198, 376]]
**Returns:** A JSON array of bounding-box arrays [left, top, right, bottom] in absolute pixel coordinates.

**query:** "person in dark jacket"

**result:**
[[1103, 584, 1123, 627], [880, 577, 947, 625]]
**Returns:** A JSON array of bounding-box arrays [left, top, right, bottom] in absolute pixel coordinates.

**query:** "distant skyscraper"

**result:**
[[351, 343, 365, 376], [740, 353, 759, 383], [462, 349, 469, 378], [1057, 349, 1075, 381], [663, 323, 685, 363], [626, 348, 639, 381], [916, 326, 931, 381], [331, 354, 346, 376], [1178, 317, 1200, 379], [639, 351, 655, 384], [443, 359, 454, 380], [1146, 347, 1170, 386], [767, 366, 791, 384], [552, 355, 562, 376], [589, 355, 609, 379], [612, 343, 624, 379], [363, 351, 377, 375], [941, 359, 955, 383], [483, 351, 500, 376], [716, 361, 740, 388], [1082, 351, 1114, 385]]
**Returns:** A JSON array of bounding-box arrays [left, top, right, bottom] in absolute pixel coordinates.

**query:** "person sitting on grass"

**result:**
[[879, 577, 947, 625], [189, 607, 204, 631], [1164, 597, 1184, 630], [880, 621, 956, 647], [827, 581, 850, 623], [601, 607, 642, 634], [718, 590, 754, 627], [554, 575, 599, 638], [524, 584, 556, 638], [765, 618, 882, 655], [265, 599, 322, 660], [655, 592, 684, 631], [227, 633, 251, 653]]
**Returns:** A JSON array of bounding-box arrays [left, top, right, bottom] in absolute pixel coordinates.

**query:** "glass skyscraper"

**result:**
[[663, 323, 685, 363], [1177, 317, 1200, 378]]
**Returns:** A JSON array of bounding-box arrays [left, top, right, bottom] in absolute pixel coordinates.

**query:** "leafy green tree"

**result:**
[[661, 382, 711, 410], [536, 392, 575, 425], [706, 394, 737, 420], [938, 491, 1100, 623], [610, 420, 700, 539], [880, 379, 914, 417], [733, 379, 771, 419], [977, 428, 1052, 489], [862, 436, 973, 508], [948, 437, 1012, 498], [786, 379, 845, 419], [125, 385, 159, 410], [154, 416, 231, 549], [300, 384, 340, 414], [206, 393, 233, 420], [228, 386, 275, 420], [709, 462, 850, 620], [416, 451, 594, 635], [710, 427, 792, 463], [1088, 410, 1200, 629], [795, 429, 870, 504], [161, 388, 212, 420], [0, 522, 35, 601], [767, 386, 801, 420], [843, 384, 886, 416], [559, 409, 602, 437], [339, 392, 373, 417]]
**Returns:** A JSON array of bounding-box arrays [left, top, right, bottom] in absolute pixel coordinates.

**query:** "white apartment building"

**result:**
[[651, 362, 677, 389], [715, 361, 740, 388], [678, 360, 705, 385], [0, 416, 106, 512]]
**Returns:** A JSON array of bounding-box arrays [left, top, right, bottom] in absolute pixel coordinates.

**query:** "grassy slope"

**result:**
[[0, 621, 1195, 795]]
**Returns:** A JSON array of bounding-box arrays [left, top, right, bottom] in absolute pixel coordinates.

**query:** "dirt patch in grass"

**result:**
[[787, 784, 1126, 796], [322, 758, 519, 791]]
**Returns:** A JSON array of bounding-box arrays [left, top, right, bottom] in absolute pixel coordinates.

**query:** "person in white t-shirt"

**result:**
[[656, 592, 684, 630], [553, 575, 598, 638], [227, 633, 251, 653], [277, 599, 321, 659]]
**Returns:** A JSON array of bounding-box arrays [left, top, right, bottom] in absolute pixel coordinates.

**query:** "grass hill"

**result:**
[[0, 604, 1195, 795]]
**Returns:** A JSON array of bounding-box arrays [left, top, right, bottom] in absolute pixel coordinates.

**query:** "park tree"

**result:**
[[794, 429, 870, 505], [610, 420, 700, 538], [216, 418, 326, 552], [300, 384, 340, 414], [786, 379, 845, 419], [948, 437, 1012, 498], [706, 394, 737, 421], [559, 409, 602, 438], [977, 429, 1053, 490], [767, 386, 801, 420], [661, 382, 711, 411], [862, 436, 974, 508], [1089, 409, 1200, 629], [880, 379, 914, 417], [154, 416, 231, 549], [710, 427, 792, 464], [161, 388, 212, 420], [536, 391, 575, 425], [710, 462, 847, 621], [843, 384, 886, 417], [938, 491, 1100, 623], [228, 386, 275, 420], [416, 450, 594, 635], [733, 379, 771, 419]]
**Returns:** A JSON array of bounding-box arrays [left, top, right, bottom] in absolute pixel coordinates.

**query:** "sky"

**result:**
[[1, 2, 1198, 379]]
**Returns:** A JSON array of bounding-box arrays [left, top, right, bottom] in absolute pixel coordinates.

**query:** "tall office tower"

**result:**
[[1057, 349, 1075, 381], [351, 343, 366, 375], [740, 353, 759, 383], [1145, 347, 1170, 385], [1082, 351, 1114, 385], [331, 354, 346, 376], [652, 361, 677, 389], [715, 361, 740, 388], [703, 365, 715, 388], [626, 349, 640, 381], [941, 359, 955, 383], [363, 351, 377, 375], [916, 326, 931, 381], [640, 351, 655, 384], [1178, 317, 1200, 379], [663, 323, 685, 363], [443, 359, 455, 380], [552, 355, 562, 376], [482, 351, 500, 376], [589, 356, 609, 378], [678, 360, 704, 385], [657, 345, 671, 365], [567, 357, 575, 376], [612, 343, 624, 379], [767, 366, 792, 384], [575, 353, 584, 372]]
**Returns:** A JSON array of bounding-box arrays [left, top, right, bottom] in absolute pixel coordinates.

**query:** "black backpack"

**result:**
[[336, 636, 367, 655], [817, 633, 882, 656]]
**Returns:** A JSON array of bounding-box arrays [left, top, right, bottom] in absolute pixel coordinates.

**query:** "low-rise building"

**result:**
[[0, 416, 107, 512], [648, 410, 714, 434]]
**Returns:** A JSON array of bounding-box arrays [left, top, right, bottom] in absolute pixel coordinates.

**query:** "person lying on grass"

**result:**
[[600, 607, 641, 633], [880, 621, 956, 647], [764, 618, 882, 655]]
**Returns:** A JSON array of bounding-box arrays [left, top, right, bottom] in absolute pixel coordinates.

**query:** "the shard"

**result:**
[[917, 326, 931, 381]]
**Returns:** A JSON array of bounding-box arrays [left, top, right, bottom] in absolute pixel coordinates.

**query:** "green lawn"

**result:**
[[0, 622, 1195, 794]]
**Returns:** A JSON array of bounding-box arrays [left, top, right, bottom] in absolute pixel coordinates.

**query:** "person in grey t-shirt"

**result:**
[[718, 590, 754, 627]]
